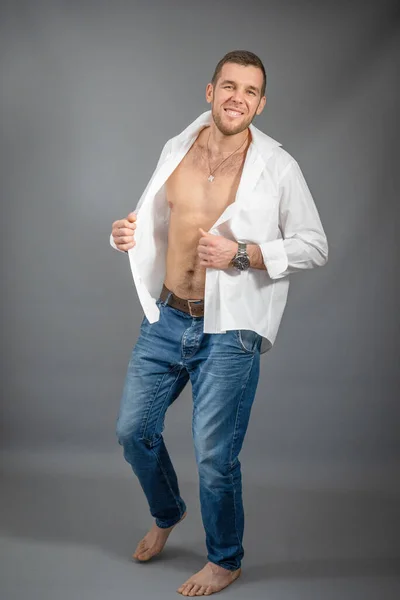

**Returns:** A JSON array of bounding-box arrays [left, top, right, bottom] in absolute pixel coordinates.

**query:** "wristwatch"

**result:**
[[231, 242, 250, 271]]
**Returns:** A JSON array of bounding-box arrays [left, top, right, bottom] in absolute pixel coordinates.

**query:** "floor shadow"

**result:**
[[1, 466, 400, 580], [0, 468, 205, 566], [244, 557, 400, 583]]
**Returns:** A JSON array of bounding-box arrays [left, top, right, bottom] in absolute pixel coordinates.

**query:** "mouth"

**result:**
[[224, 108, 244, 118]]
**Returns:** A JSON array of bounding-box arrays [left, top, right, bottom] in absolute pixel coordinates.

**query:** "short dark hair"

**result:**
[[211, 50, 267, 97]]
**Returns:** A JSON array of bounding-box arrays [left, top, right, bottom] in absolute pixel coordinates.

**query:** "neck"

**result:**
[[207, 123, 250, 155]]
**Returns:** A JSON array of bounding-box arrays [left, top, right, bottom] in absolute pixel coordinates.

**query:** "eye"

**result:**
[[248, 90, 256, 96]]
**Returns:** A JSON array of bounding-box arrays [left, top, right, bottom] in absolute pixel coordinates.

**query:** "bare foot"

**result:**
[[177, 562, 241, 596], [132, 512, 187, 562]]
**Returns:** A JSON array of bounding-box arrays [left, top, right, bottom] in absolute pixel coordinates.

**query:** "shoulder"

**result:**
[[253, 126, 292, 162], [269, 145, 296, 169], [254, 135, 296, 185]]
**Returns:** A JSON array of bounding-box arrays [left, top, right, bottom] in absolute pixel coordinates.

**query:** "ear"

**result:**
[[256, 95, 267, 116], [205, 82, 213, 105]]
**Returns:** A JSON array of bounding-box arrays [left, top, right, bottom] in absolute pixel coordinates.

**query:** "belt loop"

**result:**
[[187, 299, 200, 317], [160, 283, 172, 307], [165, 290, 173, 305]]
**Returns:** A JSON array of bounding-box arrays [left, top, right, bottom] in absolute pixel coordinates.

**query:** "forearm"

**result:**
[[247, 244, 267, 270], [248, 235, 328, 278], [257, 158, 329, 279], [259, 234, 328, 279]]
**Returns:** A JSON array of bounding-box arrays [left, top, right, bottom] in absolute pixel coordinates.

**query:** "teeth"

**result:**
[[225, 109, 242, 117]]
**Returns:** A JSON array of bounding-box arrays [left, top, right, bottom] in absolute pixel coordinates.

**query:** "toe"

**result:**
[[195, 587, 207, 596], [182, 584, 194, 596], [177, 581, 189, 594], [133, 540, 146, 556], [136, 545, 153, 561], [189, 585, 200, 597]]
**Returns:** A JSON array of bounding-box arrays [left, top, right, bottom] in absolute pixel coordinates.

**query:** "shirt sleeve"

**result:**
[[109, 139, 172, 253], [259, 159, 328, 279]]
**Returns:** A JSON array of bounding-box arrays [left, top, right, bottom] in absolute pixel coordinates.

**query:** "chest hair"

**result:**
[[187, 144, 246, 179]]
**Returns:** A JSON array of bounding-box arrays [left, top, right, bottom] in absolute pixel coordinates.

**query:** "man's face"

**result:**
[[206, 62, 266, 136]]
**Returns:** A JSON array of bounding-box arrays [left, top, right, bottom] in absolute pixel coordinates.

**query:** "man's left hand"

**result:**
[[197, 228, 238, 269]]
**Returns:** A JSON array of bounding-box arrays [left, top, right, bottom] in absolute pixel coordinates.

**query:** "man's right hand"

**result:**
[[111, 212, 137, 252]]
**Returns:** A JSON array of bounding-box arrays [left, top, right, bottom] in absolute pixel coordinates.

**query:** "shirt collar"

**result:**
[[170, 110, 282, 161]]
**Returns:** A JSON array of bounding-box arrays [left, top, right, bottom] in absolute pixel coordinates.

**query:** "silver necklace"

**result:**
[[206, 131, 248, 182]]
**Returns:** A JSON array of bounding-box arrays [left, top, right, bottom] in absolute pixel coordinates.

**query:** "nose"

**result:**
[[230, 88, 245, 104]]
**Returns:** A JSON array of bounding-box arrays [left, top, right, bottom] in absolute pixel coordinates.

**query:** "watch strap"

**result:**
[[231, 241, 249, 269]]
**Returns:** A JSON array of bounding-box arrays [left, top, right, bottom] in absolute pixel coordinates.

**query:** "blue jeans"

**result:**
[[116, 288, 262, 571]]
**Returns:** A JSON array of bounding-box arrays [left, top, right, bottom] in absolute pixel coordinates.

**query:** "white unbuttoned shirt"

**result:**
[[110, 110, 328, 353]]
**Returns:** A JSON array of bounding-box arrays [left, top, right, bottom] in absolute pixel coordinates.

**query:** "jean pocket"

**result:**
[[236, 329, 262, 354]]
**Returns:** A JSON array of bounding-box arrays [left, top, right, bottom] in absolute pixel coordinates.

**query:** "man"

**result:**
[[110, 50, 328, 596]]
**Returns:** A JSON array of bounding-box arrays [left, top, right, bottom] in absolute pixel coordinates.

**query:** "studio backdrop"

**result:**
[[1, 0, 399, 492]]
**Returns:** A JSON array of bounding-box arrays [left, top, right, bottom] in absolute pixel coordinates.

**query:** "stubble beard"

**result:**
[[211, 103, 258, 137]]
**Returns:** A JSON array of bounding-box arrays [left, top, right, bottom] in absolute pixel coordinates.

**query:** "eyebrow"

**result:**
[[219, 79, 260, 93]]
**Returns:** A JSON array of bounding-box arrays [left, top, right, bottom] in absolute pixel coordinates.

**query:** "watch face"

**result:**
[[235, 255, 250, 270]]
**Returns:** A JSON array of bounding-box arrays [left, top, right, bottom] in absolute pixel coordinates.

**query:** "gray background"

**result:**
[[1, 1, 399, 599]]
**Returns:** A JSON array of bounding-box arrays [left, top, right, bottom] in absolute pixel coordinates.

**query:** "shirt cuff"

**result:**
[[259, 239, 288, 279]]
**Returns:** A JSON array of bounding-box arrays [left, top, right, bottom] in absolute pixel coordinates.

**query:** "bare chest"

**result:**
[[165, 144, 246, 227]]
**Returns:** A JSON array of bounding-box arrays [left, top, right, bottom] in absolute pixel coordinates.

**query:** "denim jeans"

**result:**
[[116, 288, 262, 571]]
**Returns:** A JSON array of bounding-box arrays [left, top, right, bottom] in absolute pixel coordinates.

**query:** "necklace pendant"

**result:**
[[208, 175, 214, 182]]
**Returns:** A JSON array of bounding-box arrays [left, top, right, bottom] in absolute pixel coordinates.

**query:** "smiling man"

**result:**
[[110, 50, 328, 596]]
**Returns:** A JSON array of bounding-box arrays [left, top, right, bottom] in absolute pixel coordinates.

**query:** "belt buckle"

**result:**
[[187, 299, 201, 317]]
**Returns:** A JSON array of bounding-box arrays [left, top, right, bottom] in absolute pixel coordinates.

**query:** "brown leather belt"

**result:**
[[159, 283, 204, 317]]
